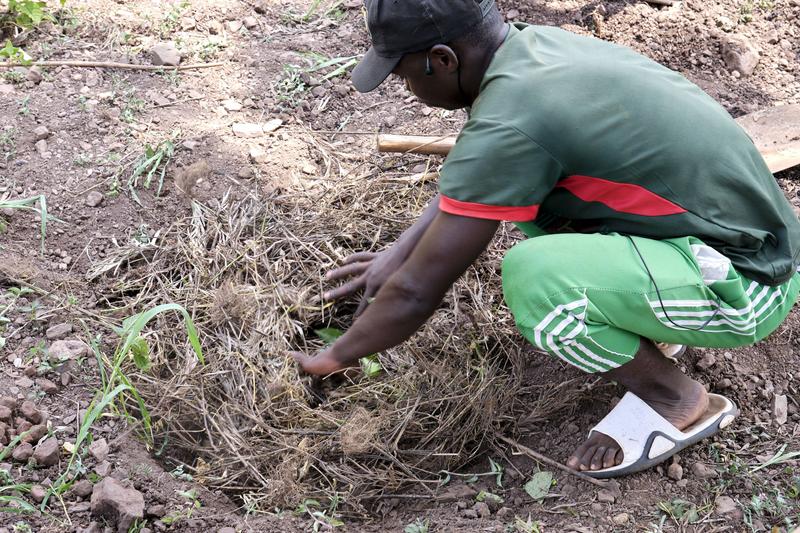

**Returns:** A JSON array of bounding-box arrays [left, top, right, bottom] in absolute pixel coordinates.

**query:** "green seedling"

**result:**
[[285, 0, 344, 24], [315, 327, 383, 378], [43, 304, 203, 510], [489, 457, 504, 487], [0, 40, 27, 62]]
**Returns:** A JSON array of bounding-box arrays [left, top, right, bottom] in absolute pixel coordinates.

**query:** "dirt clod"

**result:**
[[667, 462, 683, 481], [462, 508, 478, 519], [30, 484, 47, 503], [48, 339, 89, 362], [20, 400, 42, 423], [474, 501, 491, 518], [36, 378, 58, 394], [714, 495, 738, 515], [89, 438, 109, 462], [90, 478, 145, 533], [720, 34, 760, 76], [691, 462, 718, 479], [33, 126, 50, 141], [21, 424, 47, 444], [612, 512, 630, 525], [46, 322, 73, 340], [72, 479, 94, 499], [14, 376, 34, 389], [12, 442, 33, 462], [596, 489, 616, 504], [85, 191, 104, 208], [33, 437, 60, 466], [150, 43, 181, 67], [773, 394, 788, 425]]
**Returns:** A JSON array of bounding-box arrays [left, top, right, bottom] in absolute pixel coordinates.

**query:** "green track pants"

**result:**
[[501, 231, 800, 374]]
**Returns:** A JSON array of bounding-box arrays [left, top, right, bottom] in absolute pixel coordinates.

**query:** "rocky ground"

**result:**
[[1, 0, 799, 532]]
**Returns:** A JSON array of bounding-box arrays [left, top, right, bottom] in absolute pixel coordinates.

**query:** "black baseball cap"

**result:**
[[352, 0, 496, 93]]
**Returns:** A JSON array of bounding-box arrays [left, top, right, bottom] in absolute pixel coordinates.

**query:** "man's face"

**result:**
[[391, 50, 463, 110]]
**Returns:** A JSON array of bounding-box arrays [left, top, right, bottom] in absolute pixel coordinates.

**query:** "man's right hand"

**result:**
[[323, 194, 443, 315], [324, 245, 410, 316]]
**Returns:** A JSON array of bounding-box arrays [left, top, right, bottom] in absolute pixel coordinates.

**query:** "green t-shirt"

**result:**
[[438, 23, 800, 285]]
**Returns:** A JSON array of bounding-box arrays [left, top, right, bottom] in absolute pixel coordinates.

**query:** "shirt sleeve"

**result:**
[[438, 118, 563, 222]]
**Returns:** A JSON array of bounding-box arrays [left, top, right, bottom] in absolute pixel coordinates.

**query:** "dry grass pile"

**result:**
[[90, 169, 584, 514]]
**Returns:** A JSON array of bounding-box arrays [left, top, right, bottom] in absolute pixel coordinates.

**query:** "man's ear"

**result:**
[[430, 44, 460, 74]]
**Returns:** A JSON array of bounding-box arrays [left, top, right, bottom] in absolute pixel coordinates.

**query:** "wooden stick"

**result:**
[[377, 133, 457, 155], [498, 435, 609, 488], [376, 131, 800, 174], [0, 60, 225, 71]]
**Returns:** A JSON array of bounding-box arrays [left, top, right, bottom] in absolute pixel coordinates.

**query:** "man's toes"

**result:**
[[602, 447, 619, 468], [590, 446, 607, 470], [579, 447, 598, 471], [567, 441, 593, 469], [615, 449, 624, 466]]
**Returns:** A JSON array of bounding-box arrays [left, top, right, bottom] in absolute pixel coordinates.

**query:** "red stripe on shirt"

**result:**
[[556, 175, 686, 216], [439, 195, 540, 222]]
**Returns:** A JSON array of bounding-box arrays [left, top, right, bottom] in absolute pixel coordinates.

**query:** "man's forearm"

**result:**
[[327, 272, 438, 365], [394, 194, 441, 252]]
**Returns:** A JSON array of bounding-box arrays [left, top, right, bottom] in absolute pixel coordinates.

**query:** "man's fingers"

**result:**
[[354, 286, 377, 317], [324, 276, 366, 300], [342, 251, 379, 265], [326, 261, 370, 281]]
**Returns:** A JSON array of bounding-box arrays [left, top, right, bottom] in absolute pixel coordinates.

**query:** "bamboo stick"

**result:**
[[376, 134, 457, 155]]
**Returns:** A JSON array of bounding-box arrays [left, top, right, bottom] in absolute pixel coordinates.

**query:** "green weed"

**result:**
[[0, 40, 26, 62], [73, 153, 92, 167], [1, 1, 68, 61], [284, 0, 344, 24], [17, 95, 29, 115], [111, 75, 145, 123], [0, 194, 56, 252], [404, 518, 429, 533], [295, 498, 344, 532], [0, 484, 35, 515], [274, 53, 357, 105], [513, 515, 542, 533], [750, 444, 800, 473], [162, 488, 201, 525], [159, 0, 190, 36], [658, 498, 703, 526], [2, 70, 25, 84], [12, 521, 32, 533], [126, 138, 176, 205]]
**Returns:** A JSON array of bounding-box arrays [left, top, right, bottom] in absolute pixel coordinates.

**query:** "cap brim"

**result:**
[[352, 47, 401, 93]]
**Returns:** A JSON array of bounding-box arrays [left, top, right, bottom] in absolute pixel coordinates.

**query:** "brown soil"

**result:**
[[1, 0, 799, 532]]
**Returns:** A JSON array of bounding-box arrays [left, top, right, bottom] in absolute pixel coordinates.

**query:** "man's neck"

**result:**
[[460, 23, 511, 106]]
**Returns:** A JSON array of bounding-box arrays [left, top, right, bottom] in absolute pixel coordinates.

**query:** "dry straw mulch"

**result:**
[[90, 160, 586, 515]]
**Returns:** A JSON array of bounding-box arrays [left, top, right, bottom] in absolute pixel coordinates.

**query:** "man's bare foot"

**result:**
[[566, 380, 708, 471], [565, 341, 709, 472]]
